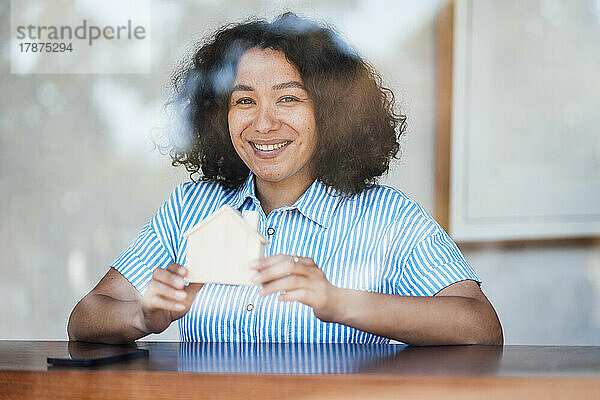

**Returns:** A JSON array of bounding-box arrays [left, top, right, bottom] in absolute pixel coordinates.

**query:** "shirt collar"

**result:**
[[224, 171, 258, 211], [291, 178, 344, 228], [224, 171, 345, 228]]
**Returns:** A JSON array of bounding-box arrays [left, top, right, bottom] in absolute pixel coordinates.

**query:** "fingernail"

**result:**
[[175, 303, 185, 311], [251, 273, 261, 284], [176, 290, 187, 300], [179, 266, 187, 275], [249, 260, 261, 269]]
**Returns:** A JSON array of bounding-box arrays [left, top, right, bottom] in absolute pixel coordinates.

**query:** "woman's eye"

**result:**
[[235, 98, 254, 105], [279, 96, 299, 103]]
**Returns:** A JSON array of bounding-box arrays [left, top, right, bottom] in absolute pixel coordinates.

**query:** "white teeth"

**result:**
[[253, 141, 289, 151]]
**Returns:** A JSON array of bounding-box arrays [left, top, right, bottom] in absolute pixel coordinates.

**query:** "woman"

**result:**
[[68, 13, 503, 345]]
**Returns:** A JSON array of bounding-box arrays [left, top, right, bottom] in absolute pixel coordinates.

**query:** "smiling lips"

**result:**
[[250, 141, 291, 151]]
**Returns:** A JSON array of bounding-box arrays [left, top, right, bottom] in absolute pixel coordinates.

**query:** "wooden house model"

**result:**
[[183, 205, 267, 285]]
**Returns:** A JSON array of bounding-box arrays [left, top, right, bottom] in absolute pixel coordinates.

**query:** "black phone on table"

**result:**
[[47, 342, 149, 367]]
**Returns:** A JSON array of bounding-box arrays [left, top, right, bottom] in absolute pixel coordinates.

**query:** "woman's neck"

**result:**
[[254, 174, 314, 216]]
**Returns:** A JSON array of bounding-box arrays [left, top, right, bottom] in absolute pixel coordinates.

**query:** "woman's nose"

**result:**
[[252, 104, 281, 134]]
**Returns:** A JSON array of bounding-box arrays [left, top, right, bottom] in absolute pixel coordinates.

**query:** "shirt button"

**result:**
[[246, 303, 254, 312], [267, 227, 275, 235]]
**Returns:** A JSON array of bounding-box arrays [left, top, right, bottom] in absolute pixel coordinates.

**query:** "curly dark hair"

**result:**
[[165, 12, 406, 194]]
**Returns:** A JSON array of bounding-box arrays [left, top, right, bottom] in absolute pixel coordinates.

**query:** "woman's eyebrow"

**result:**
[[272, 81, 305, 91], [231, 81, 306, 92], [231, 84, 254, 92]]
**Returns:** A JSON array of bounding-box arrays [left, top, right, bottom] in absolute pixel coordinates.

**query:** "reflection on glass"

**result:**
[[178, 342, 407, 374], [177, 343, 504, 375]]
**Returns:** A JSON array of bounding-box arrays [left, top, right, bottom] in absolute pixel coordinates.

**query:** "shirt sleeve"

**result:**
[[109, 184, 183, 294], [396, 231, 481, 297]]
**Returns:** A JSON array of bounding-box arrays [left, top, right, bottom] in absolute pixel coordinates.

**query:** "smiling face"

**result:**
[[228, 47, 317, 191]]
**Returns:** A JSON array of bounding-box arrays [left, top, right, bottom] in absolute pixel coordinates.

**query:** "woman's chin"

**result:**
[[253, 171, 286, 183]]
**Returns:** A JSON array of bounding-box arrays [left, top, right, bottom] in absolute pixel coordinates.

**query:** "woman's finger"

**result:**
[[144, 292, 186, 312], [252, 259, 312, 285], [149, 280, 188, 303], [249, 254, 288, 271], [250, 254, 313, 271], [277, 288, 310, 303], [259, 274, 310, 296], [166, 263, 187, 276], [152, 266, 186, 289]]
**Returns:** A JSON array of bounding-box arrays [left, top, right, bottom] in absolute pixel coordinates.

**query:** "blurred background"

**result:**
[[1, 0, 599, 344]]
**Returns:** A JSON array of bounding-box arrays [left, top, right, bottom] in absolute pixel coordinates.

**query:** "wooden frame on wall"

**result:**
[[435, 0, 600, 244], [435, 1, 454, 236]]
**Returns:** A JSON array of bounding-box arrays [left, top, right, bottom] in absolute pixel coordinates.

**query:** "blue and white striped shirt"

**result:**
[[111, 171, 480, 343]]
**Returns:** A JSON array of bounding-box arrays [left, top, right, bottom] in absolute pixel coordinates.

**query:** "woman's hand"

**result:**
[[251, 255, 340, 322], [141, 263, 204, 334]]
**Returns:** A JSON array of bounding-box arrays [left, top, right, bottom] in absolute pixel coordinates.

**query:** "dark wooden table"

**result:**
[[1, 341, 599, 399]]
